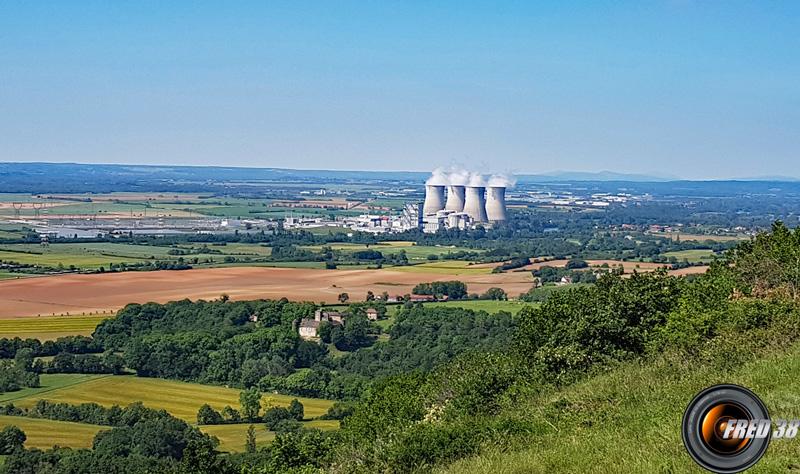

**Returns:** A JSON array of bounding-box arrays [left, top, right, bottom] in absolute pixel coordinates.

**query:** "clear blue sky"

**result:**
[[1, 1, 798, 179]]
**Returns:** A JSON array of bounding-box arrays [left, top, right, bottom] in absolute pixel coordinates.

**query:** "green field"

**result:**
[[0, 242, 278, 270], [0, 271, 31, 280], [302, 242, 481, 262], [392, 260, 493, 275], [403, 299, 531, 315], [0, 415, 106, 449], [0, 314, 110, 340], [9, 375, 334, 423], [0, 374, 105, 403], [662, 249, 716, 263]]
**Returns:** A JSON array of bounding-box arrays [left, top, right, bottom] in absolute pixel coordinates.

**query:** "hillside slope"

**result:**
[[440, 341, 800, 473]]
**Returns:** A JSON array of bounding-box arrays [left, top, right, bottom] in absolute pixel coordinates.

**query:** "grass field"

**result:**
[[0, 314, 110, 339], [10, 375, 334, 423], [0, 272, 31, 280], [385, 300, 532, 317], [201, 419, 340, 452], [0, 415, 106, 449], [662, 249, 717, 263], [392, 260, 493, 275], [301, 242, 481, 262], [0, 374, 337, 453], [0, 374, 106, 403], [437, 341, 800, 473], [662, 232, 750, 242]]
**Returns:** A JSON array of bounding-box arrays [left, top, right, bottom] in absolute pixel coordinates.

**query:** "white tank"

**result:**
[[486, 186, 508, 222], [463, 186, 488, 222], [423, 185, 446, 215], [445, 185, 466, 212]]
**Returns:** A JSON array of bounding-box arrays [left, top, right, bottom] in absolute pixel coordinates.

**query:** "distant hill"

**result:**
[[523, 170, 679, 182], [1, 162, 799, 195]]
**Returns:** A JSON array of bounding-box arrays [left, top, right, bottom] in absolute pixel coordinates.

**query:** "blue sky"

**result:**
[[0, 1, 798, 178]]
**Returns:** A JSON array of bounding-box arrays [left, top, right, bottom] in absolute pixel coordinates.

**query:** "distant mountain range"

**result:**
[[524, 170, 680, 182], [0, 162, 798, 195]]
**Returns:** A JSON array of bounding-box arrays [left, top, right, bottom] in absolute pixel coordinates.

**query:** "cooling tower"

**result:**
[[445, 185, 466, 212], [463, 186, 488, 222], [423, 185, 446, 215], [486, 186, 508, 222]]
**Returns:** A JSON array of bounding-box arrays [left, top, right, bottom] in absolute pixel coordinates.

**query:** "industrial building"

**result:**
[[420, 171, 511, 232]]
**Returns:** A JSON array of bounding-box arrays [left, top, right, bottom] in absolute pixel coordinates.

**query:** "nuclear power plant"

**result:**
[[421, 169, 511, 232], [423, 184, 446, 215]]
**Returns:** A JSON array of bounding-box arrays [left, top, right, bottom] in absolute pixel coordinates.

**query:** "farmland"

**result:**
[[0, 266, 536, 319], [0, 416, 106, 449], [0, 242, 276, 270], [0, 374, 105, 404], [0, 374, 338, 452], [661, 249, 717, 263], [0, 314, 110, 339], [8, 375, 334, 422], [386, 299, 531, 317], [202, 420, 339, 452], [301, 241, 481, 262]]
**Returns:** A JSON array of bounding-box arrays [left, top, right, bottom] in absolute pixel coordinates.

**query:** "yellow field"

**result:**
[[0, 314, 110, 340], [200, 420, 339, 452], [11, 375, 334, 422], [0, 415, 106, 449], [0, 374, 338, 452]]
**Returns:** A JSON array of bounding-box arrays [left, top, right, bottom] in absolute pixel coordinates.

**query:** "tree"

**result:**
[[481, 287, 507, 300], [338, 293, 350, 303], [318, 321, 333, 343], [288, 399, 304, 421], [246, 424, 257, 453], [196, 404, 223, 425], [240, 387, 262, 422], [14, 348, 34, 372], [263, 407, 294, 430], [0, 425, 25, 454]]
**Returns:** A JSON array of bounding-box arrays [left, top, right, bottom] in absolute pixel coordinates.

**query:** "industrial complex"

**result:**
[[420, 170, 510, 233]]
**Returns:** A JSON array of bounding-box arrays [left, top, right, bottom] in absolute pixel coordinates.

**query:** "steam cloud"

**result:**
[[426, 167, 515, 188], [425, 168, 449, 186], [488, 173, 517, 187]]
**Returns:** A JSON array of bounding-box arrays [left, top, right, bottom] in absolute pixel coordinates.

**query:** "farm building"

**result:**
[[314, 309, 344, 323], [298, 319, 321, 340], [366, 308, 379, 321], [299, 310, 346, 340]]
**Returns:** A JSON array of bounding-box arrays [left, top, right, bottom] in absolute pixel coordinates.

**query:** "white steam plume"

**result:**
[[427, 167, 515, 187], [488, 173, 516, 187], [468, 171, 486, 187], [426, 168, 449, 186], [446, 168, 470, 186]]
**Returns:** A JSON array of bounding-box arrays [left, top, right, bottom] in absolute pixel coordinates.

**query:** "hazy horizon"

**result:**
[[1, 2, 798, 179]]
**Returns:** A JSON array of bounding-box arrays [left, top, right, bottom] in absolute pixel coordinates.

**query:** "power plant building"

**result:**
[[420, 172, 510, 233]]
